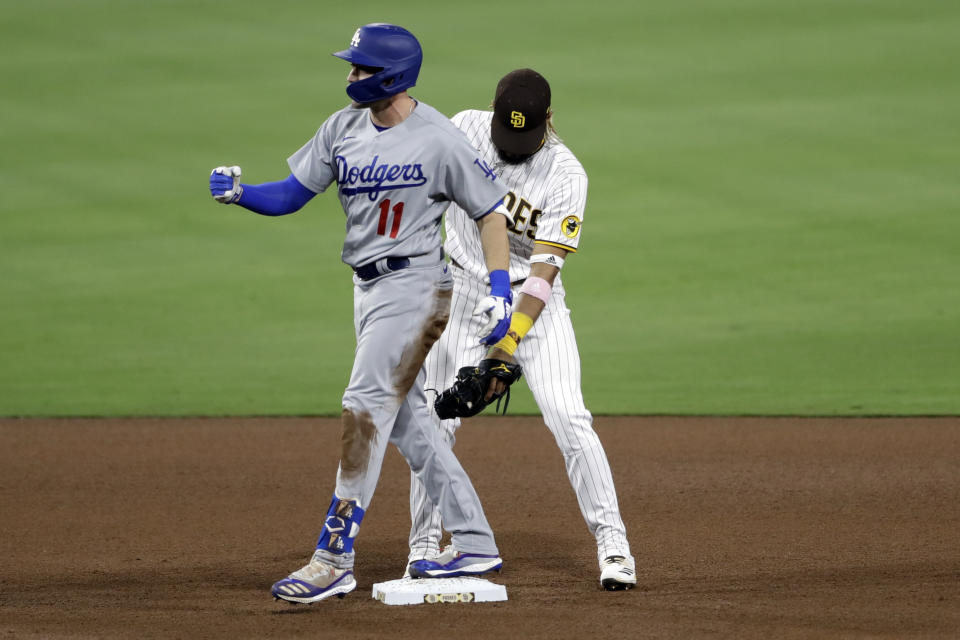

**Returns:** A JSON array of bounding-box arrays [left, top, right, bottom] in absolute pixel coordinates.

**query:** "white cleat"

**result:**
[[600, 555, 636, 591]]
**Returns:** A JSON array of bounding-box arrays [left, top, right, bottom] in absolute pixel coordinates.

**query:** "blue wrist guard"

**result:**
[[489, 269, 512, 301]]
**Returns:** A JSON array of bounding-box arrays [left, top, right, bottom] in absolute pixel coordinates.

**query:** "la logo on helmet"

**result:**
[[351, 29, 361, 47]]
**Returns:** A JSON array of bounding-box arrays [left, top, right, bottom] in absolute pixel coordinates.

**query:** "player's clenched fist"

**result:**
[[209, 165, 243, 203], [474, 295, 512, 345]]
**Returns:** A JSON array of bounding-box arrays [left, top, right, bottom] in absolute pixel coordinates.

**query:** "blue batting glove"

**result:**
[[474, 269, 514, 345], [210, 165, 243, 203], [474, 295, 513, 345]]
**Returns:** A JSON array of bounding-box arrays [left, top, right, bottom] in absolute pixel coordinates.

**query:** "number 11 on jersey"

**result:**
[[377, 199, 404, 238]]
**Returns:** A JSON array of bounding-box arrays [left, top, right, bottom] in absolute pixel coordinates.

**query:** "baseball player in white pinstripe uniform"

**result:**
[[407, 69, 636, 590]]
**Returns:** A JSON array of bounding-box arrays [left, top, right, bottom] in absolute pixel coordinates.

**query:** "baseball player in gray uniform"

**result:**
[[208, 24, 517, 604], [406, 69, 636, 590]]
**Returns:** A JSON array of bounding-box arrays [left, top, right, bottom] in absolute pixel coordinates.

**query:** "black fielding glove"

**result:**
[[434, 359, 523, 419]]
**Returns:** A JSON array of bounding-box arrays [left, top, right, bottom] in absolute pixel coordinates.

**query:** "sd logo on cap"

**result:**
[[491, 69, 551, 157]]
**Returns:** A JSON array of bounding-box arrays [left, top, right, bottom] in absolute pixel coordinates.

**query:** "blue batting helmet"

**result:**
[[332, 24, 422, 103]]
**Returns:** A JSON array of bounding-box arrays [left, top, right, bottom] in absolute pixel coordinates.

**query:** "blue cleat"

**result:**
[[271, 551, 357, 604], [408, 545, 503, 579]]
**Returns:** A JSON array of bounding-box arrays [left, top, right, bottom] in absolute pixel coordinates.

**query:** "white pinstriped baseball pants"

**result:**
[[408, 264, 632, 565]]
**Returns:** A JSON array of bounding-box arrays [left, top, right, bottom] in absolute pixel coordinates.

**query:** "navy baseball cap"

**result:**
[[491, 69, 551, 156]]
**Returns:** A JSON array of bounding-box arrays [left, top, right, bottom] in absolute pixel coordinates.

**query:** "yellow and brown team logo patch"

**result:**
[[561, 215, 582, 239], [510, 111, 525, 128]]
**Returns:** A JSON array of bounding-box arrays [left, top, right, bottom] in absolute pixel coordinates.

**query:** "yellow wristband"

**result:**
[[493, 312, 534, 355], [494, 333, 519, 355]]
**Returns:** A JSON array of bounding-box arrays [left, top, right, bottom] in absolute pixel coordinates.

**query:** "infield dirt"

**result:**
[[2, 416, 958, 638]]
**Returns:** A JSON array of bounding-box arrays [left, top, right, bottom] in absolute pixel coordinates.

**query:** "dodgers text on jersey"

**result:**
[[336, 154, 428, 201]]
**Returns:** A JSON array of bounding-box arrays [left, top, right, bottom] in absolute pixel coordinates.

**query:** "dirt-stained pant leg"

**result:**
[[391, 368, 498, 556], [315, 262, 497, 569], [409, 267, 487, 559]]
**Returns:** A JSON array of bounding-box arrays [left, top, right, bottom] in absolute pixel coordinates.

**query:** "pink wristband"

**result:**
[[520, 276, 552, 304]]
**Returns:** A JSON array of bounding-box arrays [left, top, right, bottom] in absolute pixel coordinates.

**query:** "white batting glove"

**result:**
[[473, 295, 513, 346], [210, 165, 243, 204]]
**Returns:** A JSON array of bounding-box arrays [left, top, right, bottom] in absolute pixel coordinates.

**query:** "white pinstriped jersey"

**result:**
[[444, 110, 587, 283], [408, 108, 633, 568]]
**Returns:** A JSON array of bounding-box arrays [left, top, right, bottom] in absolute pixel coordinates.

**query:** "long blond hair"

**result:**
[[544, 109, 561, 145]]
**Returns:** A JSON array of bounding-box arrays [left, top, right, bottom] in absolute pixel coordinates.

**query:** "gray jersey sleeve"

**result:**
[[287, 118, 338, 193], [439, 133, 506, 220], [278, 103, 507, 268]]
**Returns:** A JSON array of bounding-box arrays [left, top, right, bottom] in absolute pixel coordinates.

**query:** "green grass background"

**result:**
[[2, 0, 958, 416]]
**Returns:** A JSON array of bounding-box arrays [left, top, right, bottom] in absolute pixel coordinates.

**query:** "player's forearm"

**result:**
[[488, 253, 564, 360], [486, 298, 541, 362], [513, 261, 559, 322], [513, 290, 547, 325], [235, 174, 317, 216], [475, 211, 510, 273]]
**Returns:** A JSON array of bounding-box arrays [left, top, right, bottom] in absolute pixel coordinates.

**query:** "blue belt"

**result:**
[[354, 257, 411, 281]]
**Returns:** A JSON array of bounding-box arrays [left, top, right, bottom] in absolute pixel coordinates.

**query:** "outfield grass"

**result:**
[[2, 0, 958, 415]]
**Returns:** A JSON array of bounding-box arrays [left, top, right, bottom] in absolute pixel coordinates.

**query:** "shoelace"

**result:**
[[293, 561, 336, 581]]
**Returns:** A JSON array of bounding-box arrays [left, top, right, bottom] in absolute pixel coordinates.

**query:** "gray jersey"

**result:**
[[288, 102, 508, 268]]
